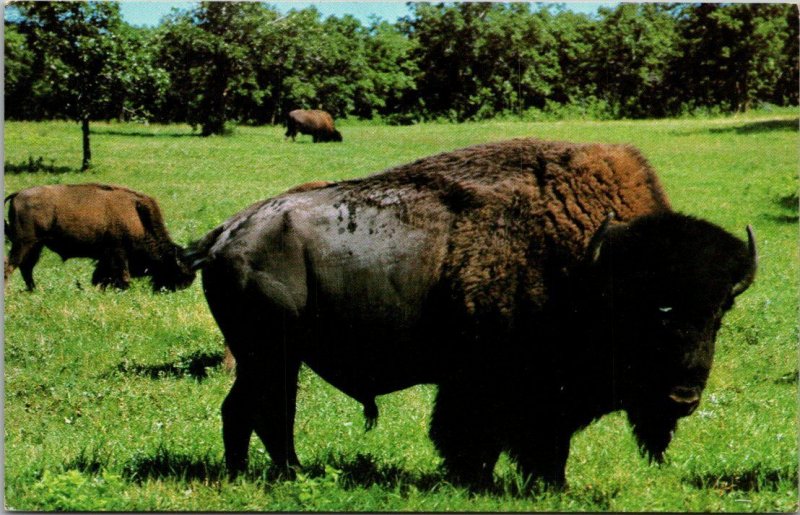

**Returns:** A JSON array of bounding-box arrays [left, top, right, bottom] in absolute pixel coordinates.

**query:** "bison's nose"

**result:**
[[669, 386, 700, 414]]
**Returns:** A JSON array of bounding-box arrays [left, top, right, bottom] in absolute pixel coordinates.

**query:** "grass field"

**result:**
[[3, 113, 799, 511]]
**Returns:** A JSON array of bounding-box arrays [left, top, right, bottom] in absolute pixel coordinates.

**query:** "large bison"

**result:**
[[4, 183, 195, 292], [186, 139, 756, 489], [285, 109, 343, 143]]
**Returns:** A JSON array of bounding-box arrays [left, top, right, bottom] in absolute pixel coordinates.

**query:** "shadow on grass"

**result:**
[[91, 128, 200, 138], [122, 445, 227, 482], [116, 350, 224, 381], [306, 453, 570, 498], [304, 453, 446, 493], [119, 447, 582, 499], [708, 118, 798, 134], [686, 465, 797, 492], [121, 448, 447, 491], [762, 193, 799, 224], [65, 448, 109, 475], [121, 445, 302, 484], [774, 369, 798, 385], [5, 156, 75, 175]]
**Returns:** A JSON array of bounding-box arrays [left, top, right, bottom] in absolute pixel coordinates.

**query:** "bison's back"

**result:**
[[337, 137, 669, 255], [322, 138, 672, 321], [10, 184, 151, 258], [288, 109, 335, 130], [345, 139, 667, 213]]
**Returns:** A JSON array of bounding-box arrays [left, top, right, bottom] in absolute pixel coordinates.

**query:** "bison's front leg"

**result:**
[[92, 248, 131, 290], [429, 385, 502, 490], [507, 430, 571, 490]]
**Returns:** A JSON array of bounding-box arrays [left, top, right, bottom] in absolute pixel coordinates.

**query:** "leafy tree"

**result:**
[[546, 8, 598, 106], [672, 3, 795, 113], [112, 25, 170, 123], [773, 4, 799, 106], [251, 7, 326, 124], [592, 4, 680, 118], [403, 3, 472, 120], [405, 3, 562, 121], [473, 3, 560, 117], [12, 1, 131, 169], [156, 2, 266, 135], [5, 22, 37, 120], [358, 19, 419, 120]]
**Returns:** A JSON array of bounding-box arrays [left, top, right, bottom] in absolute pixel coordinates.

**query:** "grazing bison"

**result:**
[[4, 183, 195, 292], [187, 139, 756, 489], [285, 109, 343, 143], [283, 180, 335, 194]]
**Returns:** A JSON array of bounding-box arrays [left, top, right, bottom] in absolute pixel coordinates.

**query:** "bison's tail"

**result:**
[[4, 192, 18, 243], [184, 224, 225, 271]]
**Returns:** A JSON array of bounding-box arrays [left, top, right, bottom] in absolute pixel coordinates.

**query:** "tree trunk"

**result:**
[[81, 116, 91, 171]]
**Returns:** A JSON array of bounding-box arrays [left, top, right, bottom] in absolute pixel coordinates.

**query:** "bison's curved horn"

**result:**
[[731, 225, 757, 297], [587, 212, 616, 263]]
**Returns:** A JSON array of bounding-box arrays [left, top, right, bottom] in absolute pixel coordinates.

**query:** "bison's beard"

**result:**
[[626, 408, 679, 463]]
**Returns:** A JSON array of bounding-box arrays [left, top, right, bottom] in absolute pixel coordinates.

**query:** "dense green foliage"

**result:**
[[6, 1, 798, 133], [7, 2, 168, 167], [3, 112, 798, 511]]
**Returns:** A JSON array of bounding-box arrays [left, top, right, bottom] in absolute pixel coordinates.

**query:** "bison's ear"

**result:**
[[586, 212, 617, 263], [731, 225, 758, 297]]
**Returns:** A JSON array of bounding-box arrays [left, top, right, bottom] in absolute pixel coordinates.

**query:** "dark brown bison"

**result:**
[[4, 183, 195, 292], [285, 109, 342, 143], [186, 139, 756, 489]]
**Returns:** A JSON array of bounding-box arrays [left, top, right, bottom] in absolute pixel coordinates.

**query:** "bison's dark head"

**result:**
[[587, 212, 756, 462], [149, 243, 197, 292], [329, 129, 343, 142]]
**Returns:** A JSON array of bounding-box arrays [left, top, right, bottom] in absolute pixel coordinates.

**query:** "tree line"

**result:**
[[6, 2, 798, 141]]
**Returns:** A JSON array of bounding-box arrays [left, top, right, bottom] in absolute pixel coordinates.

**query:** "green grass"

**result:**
[[4, 113, 798, 511]]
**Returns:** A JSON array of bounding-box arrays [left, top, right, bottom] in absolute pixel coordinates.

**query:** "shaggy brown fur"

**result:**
[[4, 183, 195, 291], [335, 138, 671, 326], [285, 109, 343, 142]]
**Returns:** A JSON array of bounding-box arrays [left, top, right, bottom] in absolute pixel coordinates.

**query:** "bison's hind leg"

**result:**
[[223, 357, 303, 477], [213, 305, 304, 476], [221, 375, 256, 476], [7, 240, 43, 291], [4, 257, 12, 290], [429, 385, 501, 490]]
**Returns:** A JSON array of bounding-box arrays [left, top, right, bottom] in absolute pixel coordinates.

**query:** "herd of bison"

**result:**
[[4, 110, 758, 491]]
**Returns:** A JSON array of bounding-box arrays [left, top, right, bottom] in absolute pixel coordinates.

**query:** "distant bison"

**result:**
[[4, 183, 195, 292], [283, 180, 335, 194], [187, 139, 756, 489], [285, 109, 342, 143]]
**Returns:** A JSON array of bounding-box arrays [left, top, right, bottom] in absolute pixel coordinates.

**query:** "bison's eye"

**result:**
[[657, 306, 675, 328]]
